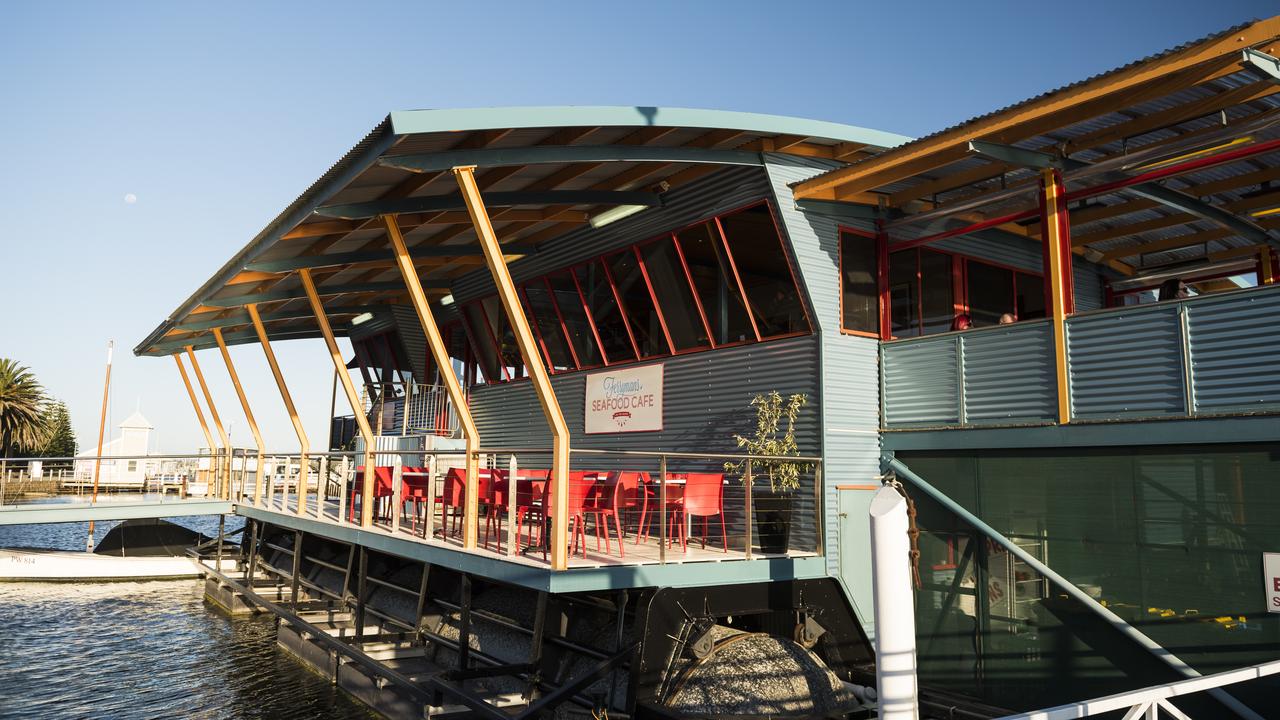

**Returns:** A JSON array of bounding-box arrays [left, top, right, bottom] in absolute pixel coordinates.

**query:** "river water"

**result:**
[[0, 513, 374, 720]]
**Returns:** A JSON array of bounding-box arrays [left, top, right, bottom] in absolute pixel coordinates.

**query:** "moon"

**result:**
[[124, 193, 137, 205]]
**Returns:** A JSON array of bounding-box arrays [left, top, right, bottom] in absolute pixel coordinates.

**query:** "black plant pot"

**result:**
[[751, 488, 794, 555]]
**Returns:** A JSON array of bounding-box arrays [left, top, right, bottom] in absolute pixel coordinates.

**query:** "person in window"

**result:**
[[951, 313, 973, 331], [998, 313, 1016, 325], [1158, 278, 1190, 301]]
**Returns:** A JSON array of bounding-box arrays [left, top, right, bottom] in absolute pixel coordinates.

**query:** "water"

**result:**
[[0, 511, 375, 719]]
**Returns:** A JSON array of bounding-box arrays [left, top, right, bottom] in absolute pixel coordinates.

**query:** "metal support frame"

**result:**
[[290, 529, 303, 608], [248, 304, 311, 512], [355, 545, 368, 641], [382, 214, 482, 549], [454, 165, 571, 570], [317, 190, 661, 221], [213, 328, 266, 506], [185, 346, 232, 499], [299, 270, 376, 527], [1040, 169, 1074, 424]]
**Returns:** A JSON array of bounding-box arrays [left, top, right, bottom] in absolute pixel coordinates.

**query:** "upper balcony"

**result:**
[[881, 283, 1280, 430]]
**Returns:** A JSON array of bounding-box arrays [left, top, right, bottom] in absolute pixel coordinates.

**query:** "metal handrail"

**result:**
[[996, 658, 1280, 720]]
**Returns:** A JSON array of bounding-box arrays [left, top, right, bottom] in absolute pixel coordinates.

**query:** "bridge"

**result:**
[[0, 499, 234, 526]]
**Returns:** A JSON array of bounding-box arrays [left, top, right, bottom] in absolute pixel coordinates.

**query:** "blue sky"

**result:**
[[0, 1, 1273, 452]]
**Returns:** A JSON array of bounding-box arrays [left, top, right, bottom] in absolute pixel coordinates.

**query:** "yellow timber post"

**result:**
[[299, 269, 377, 528], [247, 303, 310, 511], [1041, 168, 1072, 424], [454, 166, 571, 570], [174, 353, 218, 493], [1260, 246, 1276, 285], [185, 346, 233, 499], [212, 327, 267, 507], [382, 214, 482, 549]]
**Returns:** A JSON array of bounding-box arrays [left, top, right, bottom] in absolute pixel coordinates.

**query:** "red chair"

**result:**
[[539, 471, 605, 560], [400, 467, 431, 533], [669, 473, 727, 552], [489, 468, 550, 553], [349, 466, 395, 522], [604, 471, 651, 554], [436, 467, 467, 536]]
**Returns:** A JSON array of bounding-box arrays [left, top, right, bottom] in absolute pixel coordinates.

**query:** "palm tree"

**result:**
[[0, 359, 49, 459]]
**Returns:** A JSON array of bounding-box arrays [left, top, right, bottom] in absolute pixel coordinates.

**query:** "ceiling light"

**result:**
[[439, 294, 455, 306], [589, 204, 648, 229], [351, 312, 374, 325]]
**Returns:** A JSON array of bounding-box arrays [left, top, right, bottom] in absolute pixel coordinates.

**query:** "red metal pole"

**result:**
[[875, 220, 892, 340]]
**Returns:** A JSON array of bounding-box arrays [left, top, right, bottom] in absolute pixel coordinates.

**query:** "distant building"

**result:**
[[74, 410, 158, 488]]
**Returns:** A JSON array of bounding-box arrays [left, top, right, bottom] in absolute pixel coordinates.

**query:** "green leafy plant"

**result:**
[[724, 391, 812, 492]]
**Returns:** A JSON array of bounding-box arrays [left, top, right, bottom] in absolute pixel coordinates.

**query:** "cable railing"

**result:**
[[248, 446, 823, 571]]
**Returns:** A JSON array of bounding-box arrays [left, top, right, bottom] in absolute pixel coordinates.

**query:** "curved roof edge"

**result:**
[[389, 106, 912, 150]]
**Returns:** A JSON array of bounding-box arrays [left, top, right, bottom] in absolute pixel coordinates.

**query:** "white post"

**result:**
[[869, 486, 919, 720]]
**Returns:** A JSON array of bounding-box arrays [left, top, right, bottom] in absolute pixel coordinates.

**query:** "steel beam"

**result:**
[[1241, 48, 1280, 84], [968, 139, 1271, 243], [175, 305, 380, 333], [379, 144, 763, 174], [316, 190, 661, 221], [245, 245, 539, 273], [203, 280, 446, 308], [454, 166, 571, 571]]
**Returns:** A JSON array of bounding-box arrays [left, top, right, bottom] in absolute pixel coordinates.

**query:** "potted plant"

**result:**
[[724, 391, 813, 554]]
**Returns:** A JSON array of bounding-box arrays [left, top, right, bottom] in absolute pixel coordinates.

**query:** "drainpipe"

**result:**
[[870, 485, 920, 720]]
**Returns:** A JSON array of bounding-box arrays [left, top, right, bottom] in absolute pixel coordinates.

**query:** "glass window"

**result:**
[[606, 249, 669, 357], [678, 222, 755, 344], [1016, 272, 1046, 320], [889, 249, 918, 337], [462, 303, 503, 383], [920, 250, 954, 335], [839, 230, 878, 335], [574, 260, 636, 363], [966, 261, 1015, 327], [546, 271, 603, 367], [717, 205, 809, 337], [522, 283, 576, 372], [481, 296, 523, 379], [638, 236, 710, 351]]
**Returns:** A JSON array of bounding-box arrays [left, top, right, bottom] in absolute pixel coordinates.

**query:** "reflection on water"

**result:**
[[0, 516, 374, 720]]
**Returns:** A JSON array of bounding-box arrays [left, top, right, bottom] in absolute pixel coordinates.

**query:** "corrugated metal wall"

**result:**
[[763, 154, 881, 636], [451, 166, 772, 303], [1066, 306, 1186, 418], [881, 322, 1057, 428], [963, 322, 1056, 423], [1187, 288, 1280, 413], [882, 339, 960, 426]]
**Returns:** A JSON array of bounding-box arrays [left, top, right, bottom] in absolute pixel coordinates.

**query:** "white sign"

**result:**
[[1266, 553, 1280, 614], [584, 364, 664, 434], [27, 461, 42, 479]]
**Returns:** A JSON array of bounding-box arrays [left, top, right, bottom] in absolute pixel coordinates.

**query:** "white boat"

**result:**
[[0, 518, 233, 582], [0, 547, 201, 581]]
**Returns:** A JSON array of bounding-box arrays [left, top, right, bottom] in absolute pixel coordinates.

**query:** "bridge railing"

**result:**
[[0, 452, 240, 506]]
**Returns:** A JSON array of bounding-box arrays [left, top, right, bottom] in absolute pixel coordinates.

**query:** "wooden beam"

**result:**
[[247, 303, 311, 510], [1041, 170, 1073, 425], [797, 18, 1280, 199], [173, 354, 217, 455], [384, 214, 482, 548], [299, 269, 376, 528], [212, 327, 267, 506], [185, 346, 231, 499], [455, 166, 570, 570]]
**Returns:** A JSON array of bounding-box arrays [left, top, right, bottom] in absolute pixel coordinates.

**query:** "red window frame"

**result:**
[[837, 226, 881, 339], [883, 246, 1046, 338], [458, 199, 810, 386]]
